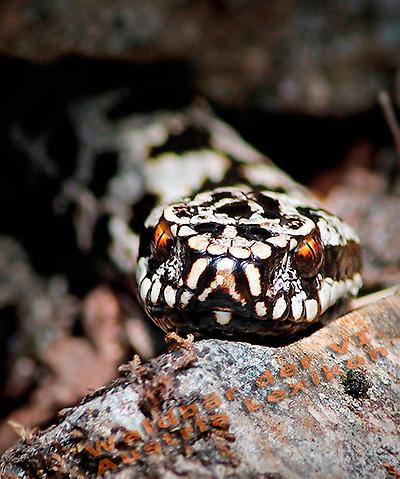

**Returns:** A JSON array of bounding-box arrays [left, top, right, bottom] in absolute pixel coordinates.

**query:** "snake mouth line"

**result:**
[[145, 271, 362, 330], [149, 298, 350, 343]]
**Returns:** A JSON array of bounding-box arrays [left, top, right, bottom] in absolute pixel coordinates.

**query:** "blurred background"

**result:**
[[1, 0, 400, 454]]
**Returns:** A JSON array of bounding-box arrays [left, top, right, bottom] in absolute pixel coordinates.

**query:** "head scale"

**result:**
[[136, 186, 362, 337]]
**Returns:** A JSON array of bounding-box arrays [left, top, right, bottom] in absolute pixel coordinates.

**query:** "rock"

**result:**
[[1, 289, 399, 478], [0, 1, 400, 114]]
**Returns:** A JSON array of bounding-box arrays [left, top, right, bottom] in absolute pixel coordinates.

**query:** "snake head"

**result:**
[[137, 186, 362, 338]]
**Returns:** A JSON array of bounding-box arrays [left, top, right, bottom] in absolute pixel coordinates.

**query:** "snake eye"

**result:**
[[153, 218, 174, 261], [293, 233, 323, 278]]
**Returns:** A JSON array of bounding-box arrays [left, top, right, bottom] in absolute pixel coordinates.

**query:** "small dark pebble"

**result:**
[[341, 370, 372, 398]]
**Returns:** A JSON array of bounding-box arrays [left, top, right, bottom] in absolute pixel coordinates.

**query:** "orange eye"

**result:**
[[153, 218, 174, 260], [293, 233, 324, 278]]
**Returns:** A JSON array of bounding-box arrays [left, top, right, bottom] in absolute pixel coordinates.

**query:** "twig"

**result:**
[[350, 285, 398, 311], [378, 91, 400, 154]]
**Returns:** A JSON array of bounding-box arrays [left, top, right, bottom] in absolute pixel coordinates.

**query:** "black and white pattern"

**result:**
[[59, 103, 362, 337]]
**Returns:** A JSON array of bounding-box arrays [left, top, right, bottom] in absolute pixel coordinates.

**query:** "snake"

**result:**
[[62, 103, 362, 338]]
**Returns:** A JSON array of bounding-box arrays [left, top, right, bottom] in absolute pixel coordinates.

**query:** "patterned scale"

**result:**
[[60, 105, 362, 338]]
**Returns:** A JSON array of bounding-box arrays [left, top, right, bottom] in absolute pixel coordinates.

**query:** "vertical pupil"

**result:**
[[154, 220, 173, 253], [295, 235, 323, 277], [306, 241, 316, 260]]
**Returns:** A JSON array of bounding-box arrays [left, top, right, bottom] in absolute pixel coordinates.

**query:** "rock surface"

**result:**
[[1, 0, 400, 114], [1, 290, 399, 478]]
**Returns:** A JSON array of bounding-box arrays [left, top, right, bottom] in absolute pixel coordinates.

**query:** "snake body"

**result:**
[[63, 104, 362, 338]]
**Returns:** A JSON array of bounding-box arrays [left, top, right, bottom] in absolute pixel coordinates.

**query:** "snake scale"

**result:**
[[62, 104, 362, 339]]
